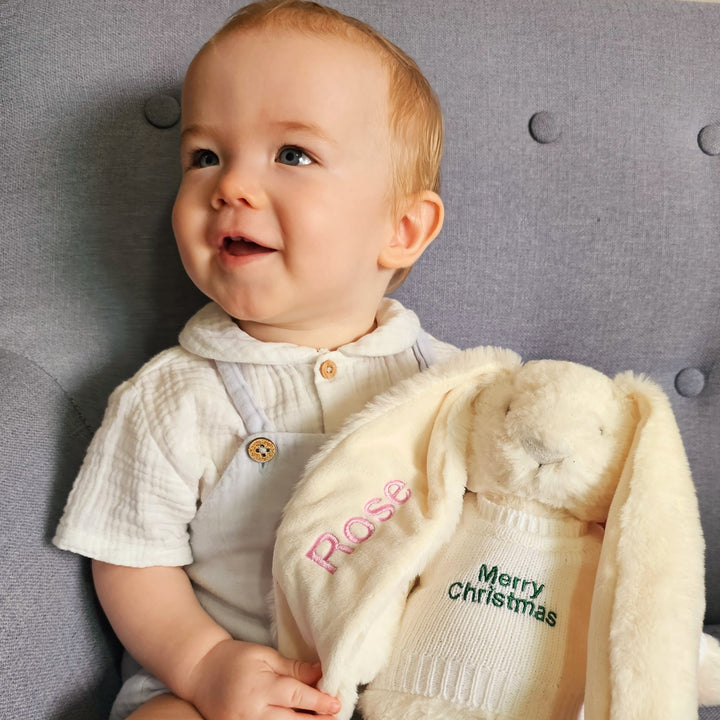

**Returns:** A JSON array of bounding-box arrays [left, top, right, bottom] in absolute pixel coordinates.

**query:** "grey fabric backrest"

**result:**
[[2, 1, 719, 718]]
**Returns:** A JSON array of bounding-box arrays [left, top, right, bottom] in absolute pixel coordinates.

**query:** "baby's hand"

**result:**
[[187, 638, 341, 720]]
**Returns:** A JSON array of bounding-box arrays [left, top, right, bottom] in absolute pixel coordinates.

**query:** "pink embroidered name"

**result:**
[[305, 480, 411, 574]]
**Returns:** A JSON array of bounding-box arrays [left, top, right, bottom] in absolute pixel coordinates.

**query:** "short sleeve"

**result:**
[[53, 380, 198, 567]]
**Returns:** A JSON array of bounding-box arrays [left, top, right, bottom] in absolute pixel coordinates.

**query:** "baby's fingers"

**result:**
[[270, 675, 341, 716], [280, 657, 324, 687]]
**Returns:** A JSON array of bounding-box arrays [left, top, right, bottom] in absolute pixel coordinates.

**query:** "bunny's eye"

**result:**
[[599, 427, 605, 436]]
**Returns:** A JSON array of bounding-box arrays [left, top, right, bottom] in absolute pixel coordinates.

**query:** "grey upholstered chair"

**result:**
[[2, 1, 719, 717]]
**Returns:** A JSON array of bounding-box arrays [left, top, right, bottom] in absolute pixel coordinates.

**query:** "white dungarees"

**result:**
[[187, 360, 329, 645], [109, 334, 437, 719]]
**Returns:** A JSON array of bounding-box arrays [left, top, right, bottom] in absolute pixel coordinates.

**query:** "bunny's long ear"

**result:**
[[273, 346, 521, 720], [585, 373, 705, 720]]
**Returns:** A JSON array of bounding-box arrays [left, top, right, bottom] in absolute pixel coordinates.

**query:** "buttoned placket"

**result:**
[[314, 352, 349, 434]]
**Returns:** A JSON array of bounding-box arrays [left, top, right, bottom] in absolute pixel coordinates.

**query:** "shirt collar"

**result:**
[[179, 299, 421, 364]]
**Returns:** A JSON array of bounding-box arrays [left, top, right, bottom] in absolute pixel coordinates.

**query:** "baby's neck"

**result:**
[[236, 316, 378, 350]]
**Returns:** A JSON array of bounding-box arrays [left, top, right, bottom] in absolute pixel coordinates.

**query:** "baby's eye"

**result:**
[[276, 146, 313, 167], [190, 149, 219, 169]]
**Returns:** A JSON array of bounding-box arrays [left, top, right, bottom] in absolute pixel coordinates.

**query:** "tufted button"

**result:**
[[319, 359, 337, 380], [144, 94, 181, 129], [247, 437, 276, 463], [674, 367, 706, 398], [529, 111, 563, 144], [698, 124, 720, 156]]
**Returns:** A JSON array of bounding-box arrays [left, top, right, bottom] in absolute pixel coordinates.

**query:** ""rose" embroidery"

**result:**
[[305, 480, 411, 574]]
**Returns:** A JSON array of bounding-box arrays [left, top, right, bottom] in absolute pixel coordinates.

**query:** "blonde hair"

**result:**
[[211, 0, 444, 290]]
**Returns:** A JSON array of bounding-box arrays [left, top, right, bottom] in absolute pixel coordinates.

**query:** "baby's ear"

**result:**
[[379, 190, 444, 269]]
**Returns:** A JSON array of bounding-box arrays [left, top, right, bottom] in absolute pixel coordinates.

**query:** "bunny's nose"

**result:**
[[520, 436, 568, 466]]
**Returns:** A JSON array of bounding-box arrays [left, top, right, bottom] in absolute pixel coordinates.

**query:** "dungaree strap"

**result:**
[[412, 330, 436, 370], [215, 361, 272, 435]]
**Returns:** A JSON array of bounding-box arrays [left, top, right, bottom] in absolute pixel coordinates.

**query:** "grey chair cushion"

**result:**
[[0, 350, 121, 718]]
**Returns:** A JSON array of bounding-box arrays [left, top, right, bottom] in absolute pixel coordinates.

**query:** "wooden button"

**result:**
[[319, 360, 337, 379], [247, 438, 276, 463]]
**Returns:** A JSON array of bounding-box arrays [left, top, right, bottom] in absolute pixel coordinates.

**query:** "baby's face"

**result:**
[[173, 27, 400, 346]]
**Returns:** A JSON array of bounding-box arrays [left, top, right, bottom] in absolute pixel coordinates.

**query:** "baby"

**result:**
[[53, 1, 455, 719]]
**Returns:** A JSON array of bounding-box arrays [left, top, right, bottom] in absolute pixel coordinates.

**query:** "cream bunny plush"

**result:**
[[273, 347, 713, 720]]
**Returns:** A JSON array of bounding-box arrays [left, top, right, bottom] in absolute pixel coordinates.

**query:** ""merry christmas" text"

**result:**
[[447, 564, 557, 627]]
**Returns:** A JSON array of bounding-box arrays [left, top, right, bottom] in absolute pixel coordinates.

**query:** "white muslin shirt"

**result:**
[[53, 298, 456, 611]]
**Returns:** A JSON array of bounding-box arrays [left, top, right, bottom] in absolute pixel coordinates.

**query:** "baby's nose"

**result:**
[[211, 163, 266, 210]]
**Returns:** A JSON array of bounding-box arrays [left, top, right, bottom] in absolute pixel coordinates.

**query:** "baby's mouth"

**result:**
[[222, 236, 275, 257]]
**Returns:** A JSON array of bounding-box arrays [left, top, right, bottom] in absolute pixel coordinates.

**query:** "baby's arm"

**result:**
[[92, 562, 341, 719]]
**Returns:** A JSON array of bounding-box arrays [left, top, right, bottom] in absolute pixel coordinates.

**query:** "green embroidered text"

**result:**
[[447, 564, 557, 628]]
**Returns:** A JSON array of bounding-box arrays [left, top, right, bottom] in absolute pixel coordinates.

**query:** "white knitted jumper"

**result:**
[[361, 494, 603, 720]]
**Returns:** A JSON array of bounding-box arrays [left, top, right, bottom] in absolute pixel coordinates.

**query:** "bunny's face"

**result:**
[[467, 361, 637, 521]]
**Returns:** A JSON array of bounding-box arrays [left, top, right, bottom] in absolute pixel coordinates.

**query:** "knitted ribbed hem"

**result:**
[[385, 652, 508, 708], [372, 652, 584, 720]]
